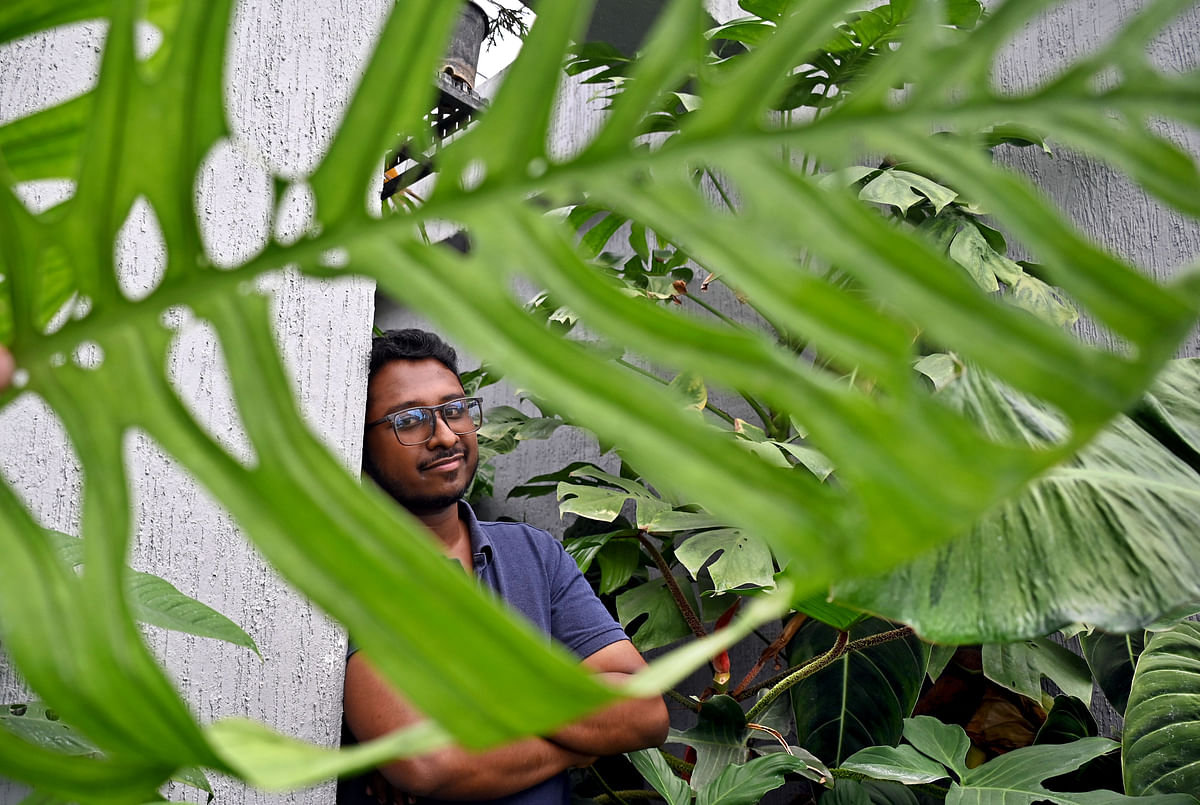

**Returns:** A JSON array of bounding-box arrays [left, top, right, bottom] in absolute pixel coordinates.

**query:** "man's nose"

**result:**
[[427, 411, 459, 447]]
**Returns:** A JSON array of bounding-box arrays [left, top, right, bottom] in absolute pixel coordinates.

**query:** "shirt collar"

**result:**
[[457, 499, 493, 573]]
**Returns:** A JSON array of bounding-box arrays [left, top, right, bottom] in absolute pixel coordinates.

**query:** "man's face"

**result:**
[[363, 358, 479, 515]]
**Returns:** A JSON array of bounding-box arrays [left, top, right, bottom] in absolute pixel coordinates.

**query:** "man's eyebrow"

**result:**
[[382, 393, 467, 414]]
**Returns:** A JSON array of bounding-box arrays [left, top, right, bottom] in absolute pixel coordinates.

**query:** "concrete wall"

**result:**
[[0, 2, 390, 802]]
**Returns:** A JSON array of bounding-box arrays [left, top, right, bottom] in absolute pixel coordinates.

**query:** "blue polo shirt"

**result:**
[[339, 502, 629, 805]]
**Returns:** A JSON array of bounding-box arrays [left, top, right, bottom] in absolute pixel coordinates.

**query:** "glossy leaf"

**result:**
[[950, 737, 1196, 805], [823, 779, 920, 805], [838, 367, 1200, 643], [1035, 695, 1097, 746], [675, 529, 776, 593], [695, 752, 822, 805], [1123, 620, 1200, 796], [790, 618, 928, 766], [670, 695, 749, 788], [902, 715, 969, 782], [791, 593, 867, 632], [840, 744, 950, 785], [627, 748, 692, 805], [981, 639, 1093, 704]]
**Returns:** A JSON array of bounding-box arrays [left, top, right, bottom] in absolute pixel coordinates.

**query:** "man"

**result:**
[[341, 329, 669, 804]]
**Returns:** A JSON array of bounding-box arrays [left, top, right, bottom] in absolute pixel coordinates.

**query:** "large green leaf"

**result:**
[[675, 528, 777, 593], [981, 639, 1093, 704], [627, 748, 692, 805], [1, 0, 1199, 795], [49, 530, 258, 654], [790, 618, 928, 766], [1123, 620, 1200, 796], [838, 366, 1200, 643], [669, 695, 750, 788], [823, 779, 920, 805], [951, 738, 1195, 805], [695, 752, 821, 805]]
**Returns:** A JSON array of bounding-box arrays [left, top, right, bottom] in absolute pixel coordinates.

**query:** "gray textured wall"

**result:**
[[0, 2, 388, 803], [1, 1, 1197, 803]]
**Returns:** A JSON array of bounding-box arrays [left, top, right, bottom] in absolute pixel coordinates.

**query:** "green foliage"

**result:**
[[790, 619, 929, 766], [1081, 630, 1145, 716], [843, 719, 1198, 804], [981, 638, 1093, 704], [1, 0, 1199, 799], [837, 365, 1200, 643], [1122, 621, 1200, 796], [48, 529, 259, 655]]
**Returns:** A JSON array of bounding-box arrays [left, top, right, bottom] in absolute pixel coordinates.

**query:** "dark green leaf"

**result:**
[[670, 695, 749, 788], [695, 752, 821, 805], [822, 779, 920, 805], [616, 570, 698, 651], [790, 618, 927, 766], [1035, 695, 1097, 745], [791, 593, 867, 631], [981, 639, 1093, 703], [627, 748, 692, 805], [840, 744, 949, 785], [1080, 630, 1144, 716]]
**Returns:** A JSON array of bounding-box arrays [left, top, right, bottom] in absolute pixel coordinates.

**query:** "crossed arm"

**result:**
[[343, 640, 670, 800]]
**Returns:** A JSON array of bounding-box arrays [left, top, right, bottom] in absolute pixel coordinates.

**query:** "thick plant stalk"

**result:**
[[744, 630, 850, 721], [638, 532, 707, 640], [730, 612, 808, 697]]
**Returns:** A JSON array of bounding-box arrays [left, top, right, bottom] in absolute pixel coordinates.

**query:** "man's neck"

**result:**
[[416, 503, 472, 568]]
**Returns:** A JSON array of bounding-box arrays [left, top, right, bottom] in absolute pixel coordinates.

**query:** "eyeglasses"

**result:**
[[366, 397, 484, 446]]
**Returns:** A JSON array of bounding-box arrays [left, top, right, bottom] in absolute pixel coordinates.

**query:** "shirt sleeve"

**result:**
[[547, 537, 630, 659]]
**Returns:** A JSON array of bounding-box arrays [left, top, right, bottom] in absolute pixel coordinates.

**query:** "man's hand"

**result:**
[[545, 640, 670, 757], [344, 652, 599, 800]]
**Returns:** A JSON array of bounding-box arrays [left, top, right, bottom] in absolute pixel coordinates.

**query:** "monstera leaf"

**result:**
[[1, 0, 1199, 798]]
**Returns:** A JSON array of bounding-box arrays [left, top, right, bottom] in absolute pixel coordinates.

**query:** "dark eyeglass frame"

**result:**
[[365, 397, 484, 446]]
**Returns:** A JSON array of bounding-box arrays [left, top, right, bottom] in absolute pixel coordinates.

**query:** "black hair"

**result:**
[[368, 328, 460, 381]]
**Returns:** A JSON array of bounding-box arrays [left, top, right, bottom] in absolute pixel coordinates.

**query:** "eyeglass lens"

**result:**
[[392, 399, 482, 445]]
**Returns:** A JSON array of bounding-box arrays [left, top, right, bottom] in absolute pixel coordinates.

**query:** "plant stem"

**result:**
[[705, 169, 738, 213], [663, 688, 700, 712], [844, 626, 913, 653], [744, 631, 849, 721], [738, 625, 916, 703], [739, 392, 775, 435], [681, 291, 743, 328], [589, 766, 635, 805], [637, 532, 707, 640], [659, 748, 695, 775], [730, 613, 808, 697], [615, 358, 736, 425]]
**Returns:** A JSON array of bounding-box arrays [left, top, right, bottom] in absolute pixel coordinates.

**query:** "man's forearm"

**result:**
[[381, 735, 594, 800], [546, 672, 670, 756]]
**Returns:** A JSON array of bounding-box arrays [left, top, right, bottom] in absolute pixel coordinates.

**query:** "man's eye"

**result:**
[[393, 411, 427, 430], [442, 402, 468, 420]]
